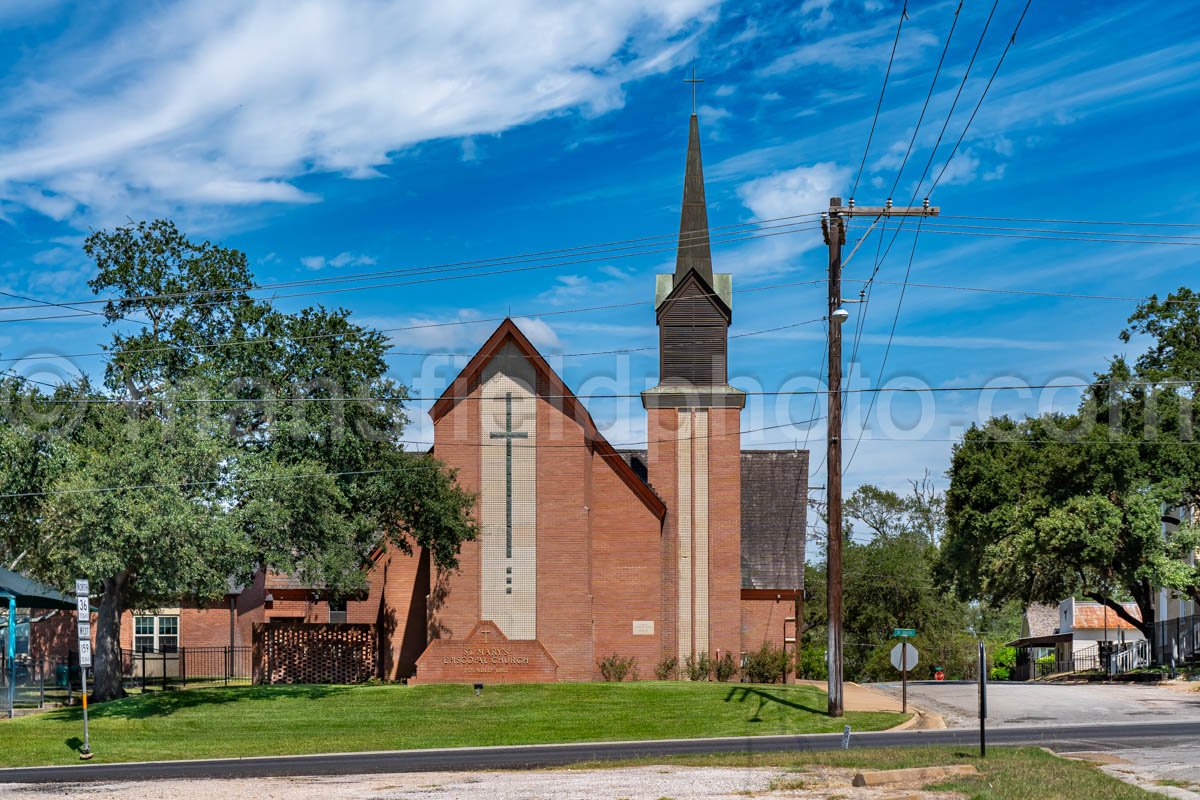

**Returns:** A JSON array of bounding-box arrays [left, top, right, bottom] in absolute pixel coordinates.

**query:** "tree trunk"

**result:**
[[1087, 591, 1155, 647], [92, 573, 128, 702]]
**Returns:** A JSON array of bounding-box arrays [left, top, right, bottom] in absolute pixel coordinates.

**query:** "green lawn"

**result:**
[[577, 746, 1157, 799], [0, 681, 904, 767]]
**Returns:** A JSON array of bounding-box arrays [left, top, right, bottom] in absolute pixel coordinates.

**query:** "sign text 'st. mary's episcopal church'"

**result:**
[[404, 112, 808, 682]]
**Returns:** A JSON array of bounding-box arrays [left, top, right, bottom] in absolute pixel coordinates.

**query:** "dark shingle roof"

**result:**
[[616, 448, 808, 591], [1022, 603, 1059, 638], [740, 450, 807, 591]]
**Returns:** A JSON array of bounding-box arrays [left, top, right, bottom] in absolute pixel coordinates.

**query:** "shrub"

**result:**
[[795, 640, 827, 680], [685, 652, 713, 681], [744, 642, 790, 684], [714, 652, 737, 682], [654, 656, 678, 680], [598, 653, 638, 682]]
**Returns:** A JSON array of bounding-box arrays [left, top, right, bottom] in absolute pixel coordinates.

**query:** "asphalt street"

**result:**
[[871, 680, 1200, 727], [1, 719, 1199, 784]]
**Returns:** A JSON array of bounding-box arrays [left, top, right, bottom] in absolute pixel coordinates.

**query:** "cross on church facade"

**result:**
[[489, 392, 528, 560], [683, 64, 703, 114]]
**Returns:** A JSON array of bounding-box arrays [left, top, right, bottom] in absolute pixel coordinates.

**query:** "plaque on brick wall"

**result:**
[[412, 621, 558, 685], [632, 620, 654, 635]]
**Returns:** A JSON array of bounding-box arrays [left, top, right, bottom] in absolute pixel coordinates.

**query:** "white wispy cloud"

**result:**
[[300, 251, 377, 271], [0, 0, 719, 225], [737, 161, 849, 221]]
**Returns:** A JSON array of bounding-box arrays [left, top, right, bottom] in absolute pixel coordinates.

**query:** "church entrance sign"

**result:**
[[411, 621, 558, 684]]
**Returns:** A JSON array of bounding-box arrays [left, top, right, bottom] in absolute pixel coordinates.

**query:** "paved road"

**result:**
[[2, 720, 1199, 784], [871, 680, 1200, 727]]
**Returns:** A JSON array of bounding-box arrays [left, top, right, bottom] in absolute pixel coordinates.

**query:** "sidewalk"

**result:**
[[793, 680, 902, 712]]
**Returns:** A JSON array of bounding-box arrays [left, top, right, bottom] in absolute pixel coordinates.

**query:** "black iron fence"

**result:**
[[1154, 614, 1200, 667], [1034, 648, 1101, 679], [121, 646, 252, 692]]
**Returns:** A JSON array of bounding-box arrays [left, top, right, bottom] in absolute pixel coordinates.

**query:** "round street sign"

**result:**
[[890, 642, 919, 672]]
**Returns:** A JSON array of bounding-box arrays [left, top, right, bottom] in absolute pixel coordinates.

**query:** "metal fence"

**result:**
[[1154, 614, 1200, 667], [1034, 649, 1101, 679], [0, 654, 77, 710], [121, 646, 252, 692]]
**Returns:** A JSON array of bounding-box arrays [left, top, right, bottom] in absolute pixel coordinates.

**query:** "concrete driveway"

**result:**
[[870, 680, 1200, 728]]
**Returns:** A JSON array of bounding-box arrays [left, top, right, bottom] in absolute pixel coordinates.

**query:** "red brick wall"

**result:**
[[645, 407, 679, 665], [29, 609, 74, 661], [429, 356, 670, 682], [429, 376, 483, 643], [708, 406, 742, 662], [374, 545, 429, 680], [741, 597, 790, 653], [590, 445, 664, 678], [533, 382, 593, 681]]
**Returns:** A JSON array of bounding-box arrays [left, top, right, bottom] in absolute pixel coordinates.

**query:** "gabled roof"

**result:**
[[1072, 602, 1141, 631], [430, 319, 666, 520], [1022, 603, 1059, 638], [655, 267, 732, 323]]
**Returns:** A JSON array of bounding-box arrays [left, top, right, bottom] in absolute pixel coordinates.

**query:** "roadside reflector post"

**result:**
[[841, 724, 852, 750], [977, 641, 987, 759]]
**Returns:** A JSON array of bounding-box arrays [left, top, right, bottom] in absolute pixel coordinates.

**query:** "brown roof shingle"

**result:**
[[740, 450, 807, 591]]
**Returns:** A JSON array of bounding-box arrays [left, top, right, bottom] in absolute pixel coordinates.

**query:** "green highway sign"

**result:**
[[893, 628, 916, 638]]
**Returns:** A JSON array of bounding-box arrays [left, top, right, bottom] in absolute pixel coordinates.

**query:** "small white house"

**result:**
[[1009, 599, 1146, 679], [1057, 598, 1145, 661]]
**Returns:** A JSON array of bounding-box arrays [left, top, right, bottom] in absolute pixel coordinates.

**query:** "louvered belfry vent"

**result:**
[[660, 276, 728, 386]]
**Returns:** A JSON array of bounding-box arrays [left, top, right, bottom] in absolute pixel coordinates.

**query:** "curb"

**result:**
[[886, 710, 946, 732]]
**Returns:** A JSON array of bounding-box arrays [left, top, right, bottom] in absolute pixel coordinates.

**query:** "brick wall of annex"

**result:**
[[589, 445, 664, 678], [740, 596, 793, 654]]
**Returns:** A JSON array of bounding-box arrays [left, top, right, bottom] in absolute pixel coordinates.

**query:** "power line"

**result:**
[[910, 0, 1002, 200], [849, 0, 1005, 299], [846, 278, 1200, 305], [887, 0, 964, 199], [927, 0, 1036, 194], [906, 228, 1200, 247], [0, 416, 826, 500], [0, 279, 825, 367], [845, 217, 924, 476], [851, 1, 909, 199], [939, 214, 1200, 228], [18, 378, 1199, 406], [0, 214, 824, 318]]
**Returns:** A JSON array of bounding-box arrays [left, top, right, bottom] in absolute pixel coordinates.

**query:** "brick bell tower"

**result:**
[[643, 113, 745, 669]]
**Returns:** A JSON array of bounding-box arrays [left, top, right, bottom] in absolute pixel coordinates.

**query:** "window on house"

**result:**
[[329, 599, 347, 625], [133, 615, 179, 653]]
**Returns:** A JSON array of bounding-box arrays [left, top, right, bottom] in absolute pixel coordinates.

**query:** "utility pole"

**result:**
[[821, 195, 938, 717]]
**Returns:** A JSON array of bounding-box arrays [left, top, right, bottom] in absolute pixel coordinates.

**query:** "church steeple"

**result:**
[[675, 114, 713, 285]]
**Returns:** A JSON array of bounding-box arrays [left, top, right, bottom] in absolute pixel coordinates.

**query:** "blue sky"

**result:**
[[1, 0, 1199, 496]]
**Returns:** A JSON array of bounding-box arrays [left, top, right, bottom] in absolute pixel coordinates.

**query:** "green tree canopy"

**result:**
[[1, 220, 477, 699], [939, 287, 1200, 656]]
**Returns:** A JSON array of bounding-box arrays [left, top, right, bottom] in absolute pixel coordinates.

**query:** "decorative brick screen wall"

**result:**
[[253, 622, 377, 684]]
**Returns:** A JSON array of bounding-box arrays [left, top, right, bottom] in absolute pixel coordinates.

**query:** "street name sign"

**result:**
[[892, 628, 916, 638]]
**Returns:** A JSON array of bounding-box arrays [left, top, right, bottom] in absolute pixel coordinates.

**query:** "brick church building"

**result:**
[[29, 114, 807, 684]]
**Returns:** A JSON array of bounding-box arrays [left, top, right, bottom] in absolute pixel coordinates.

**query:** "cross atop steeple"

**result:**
[[683, 64, 704, 115]]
